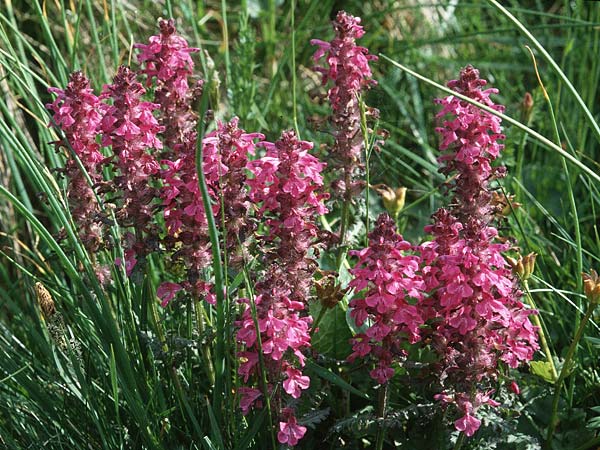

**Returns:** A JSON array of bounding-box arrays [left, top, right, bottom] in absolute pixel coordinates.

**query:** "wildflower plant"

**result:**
[[421, 65, 539, 436], [7, 4, 595, 450], [237, 130, 328, 445], [46, 72, 106, 254]]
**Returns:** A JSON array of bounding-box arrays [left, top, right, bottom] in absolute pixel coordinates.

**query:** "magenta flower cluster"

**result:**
[[348, 213, 425, 384], [47, 12, 541, 447], [47, 72, 105, 254], [159, 118, 263, 303], [420, 65, 539, 435], [100, 66, 162, 241], [237, 131, 328, 446], [346, 65, 539, 438], [311, 11, 377, 200], [135, 18, 201, 156]]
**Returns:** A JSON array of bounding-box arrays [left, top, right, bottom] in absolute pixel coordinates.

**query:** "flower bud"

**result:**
[[372, 184, 407, 218], [35, 282, 56, 319], [583, 270, 600, 305], [522, 92, 534, 122], [491, 191, 521, 217], [507, 253, 537, 281]]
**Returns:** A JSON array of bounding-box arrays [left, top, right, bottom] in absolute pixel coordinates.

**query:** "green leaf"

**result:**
[[530, 361, 557, 384], [310, 303, 352, 359], [306, 361, 369, 400]]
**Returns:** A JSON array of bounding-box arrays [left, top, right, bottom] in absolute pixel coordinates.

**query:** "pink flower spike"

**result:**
[[454, 414, 481, 437]]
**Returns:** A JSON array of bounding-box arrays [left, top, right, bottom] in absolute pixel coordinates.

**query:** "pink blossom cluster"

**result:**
[[248, 130, 328, 300], [420, 66, 539, 436], [237, 130, 328, 446], [311, 10, 377, 198], [46, 71, 105, 253], [159, 118, 264, 304], [99, 66, 163, 269], [135, 18, 201, 156], [348, 213, 425, 384]]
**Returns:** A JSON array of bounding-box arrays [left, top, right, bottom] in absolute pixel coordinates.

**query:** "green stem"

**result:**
[[220, 0, 231, 89], [528, 46, 583, 405], [359, 97, 371, 244], [241, 267, 277, 450], [523, 279, 558, 381], [194, 78, 227, 430], [453, 432, 466, 450], [546, 302, 597, 448], [291, 0, 300, 138], [195, 301, 215, 386], [375, 383, 389, 450], [336, 169, 351, 271]]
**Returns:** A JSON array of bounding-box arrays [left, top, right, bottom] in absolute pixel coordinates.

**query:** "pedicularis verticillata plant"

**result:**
[[311, 11, 377, 198], [45, 12, 540, 448], [421, 66, 539, 436], [46, 72, 107, 265]]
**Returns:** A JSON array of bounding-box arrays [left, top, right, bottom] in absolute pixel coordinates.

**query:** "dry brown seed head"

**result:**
[[35, 282, 56, 319]]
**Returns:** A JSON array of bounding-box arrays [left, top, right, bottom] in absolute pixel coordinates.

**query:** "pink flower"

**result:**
[[455, 414, 481, 437], [235, 131, 327, 444], [348, 214, 425, 382], [277, 414, 307, 447], [156, 282, 182, 307], [160, 118, 264, 296], [46, 71, 106, 253], [282, 367, 310, 399], [238, 387, 262, 415], [423, 66, 538, 433], [135, 19, 202, 157], [370, 364, 395, 385], [100, 66, 163, 261]]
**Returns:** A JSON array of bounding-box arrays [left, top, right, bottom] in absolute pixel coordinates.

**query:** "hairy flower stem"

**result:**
[[336, 171, 352, 270], [453, 432, 466, 450], [523, 280, 558, 381], [241, 266, 277, 450], [375, 383, 389, 450], [195, 303, 215, 386], [546, 301, 597, 448]]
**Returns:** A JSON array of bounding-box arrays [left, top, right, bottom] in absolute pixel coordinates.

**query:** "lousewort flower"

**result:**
[[100, 66, 163, 264], [47, 71, 105, 253], [348, 213, 425, 384], [311, 11, 378, 200], [135, 18, 202, 157], [159, 118, 263, 302], [237, 130, 328, 446], [423, 65, 539, 434]]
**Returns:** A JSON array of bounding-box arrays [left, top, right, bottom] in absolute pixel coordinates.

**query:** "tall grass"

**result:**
[[1, 1, 600, 449]]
